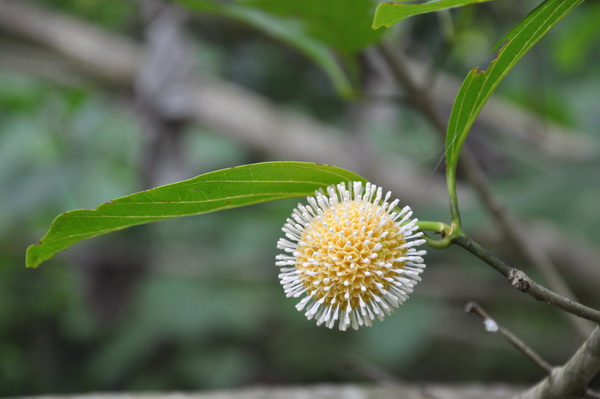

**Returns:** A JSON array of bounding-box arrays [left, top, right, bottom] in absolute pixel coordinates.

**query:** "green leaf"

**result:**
[[243, 0, 384, 53], [176, 0, 361, 97], [445, 0, 584, 171], [373, 0, 494, 29], [26, 162, 366, 268], [223, 6, 355, 97]]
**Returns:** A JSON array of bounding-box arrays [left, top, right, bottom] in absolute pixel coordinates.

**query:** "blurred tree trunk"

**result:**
[[79, 0, 196, 325]]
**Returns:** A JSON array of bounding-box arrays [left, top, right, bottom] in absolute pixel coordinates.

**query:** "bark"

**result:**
[[516, 327, 600, 399]]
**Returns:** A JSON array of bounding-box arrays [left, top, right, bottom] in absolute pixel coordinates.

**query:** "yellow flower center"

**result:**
[[295, 200, 407, 309]]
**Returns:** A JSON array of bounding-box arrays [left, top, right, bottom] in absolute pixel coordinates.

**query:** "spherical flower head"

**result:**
[[276, 181, 427, 331]]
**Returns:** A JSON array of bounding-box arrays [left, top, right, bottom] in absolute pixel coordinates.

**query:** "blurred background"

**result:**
[[1, 0, 599, 395]]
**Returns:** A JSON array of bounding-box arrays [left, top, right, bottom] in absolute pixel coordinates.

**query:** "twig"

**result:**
[[369, 44, 595, 161], [457, 148, 592, 337], [455, 235, 600, 325], [377, 41, 446, 134], [376, 40, 592, 337], [466, 302, 600, 399], [465, 301, 552, 373]]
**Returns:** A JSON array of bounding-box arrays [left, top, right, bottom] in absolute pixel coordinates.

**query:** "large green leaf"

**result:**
[[373, 0, 494, 29], [243, 0, 384, 53], [176, 0, 371, 97], [445, 0, 584, 173], [222, 6, 355, 96], [26, 162, 366, 268]]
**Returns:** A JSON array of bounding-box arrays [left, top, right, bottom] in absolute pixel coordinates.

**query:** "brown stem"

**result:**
[[466, 302, 600, 399], [455, 236, 600, 325], [517, 327, 600, 399]]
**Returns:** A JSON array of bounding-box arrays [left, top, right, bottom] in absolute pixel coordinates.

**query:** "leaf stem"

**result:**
[[446, 166, 461, 227], [454, 235, 600, 325], [416, 220, 461, 249]]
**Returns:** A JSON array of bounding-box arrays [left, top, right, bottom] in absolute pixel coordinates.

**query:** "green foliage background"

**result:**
[[1, 0, 599, 395]]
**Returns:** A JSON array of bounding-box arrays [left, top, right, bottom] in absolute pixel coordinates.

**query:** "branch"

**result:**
[[465, 302, 553, 373], [376, 40, 593, 337], [462, 224, 599, 302], [0, 0, 141, 86], [517, 327, 600, 399], [368, 44, 594, 161], [454, 235, 600, 325], [466, 302, 600, 399], [456, 147, 592, 337]]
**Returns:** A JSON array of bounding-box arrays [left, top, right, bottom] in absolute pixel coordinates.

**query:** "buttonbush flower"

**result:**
[[276, 182, 427, 331]]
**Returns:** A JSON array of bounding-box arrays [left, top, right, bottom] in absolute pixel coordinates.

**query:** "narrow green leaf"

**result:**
[[243, 0, 384, 53], [26, 162, 366, 268], [445, 0, 584, 171], [373, 0, 494, 29], [443, 0, 583, 226]]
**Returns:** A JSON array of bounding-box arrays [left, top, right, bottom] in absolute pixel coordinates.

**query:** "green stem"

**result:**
[[446, 165, 461, 227], [416, 220, 447, 233], [416, 220, 460, 249], [453, 235, 600, 325]]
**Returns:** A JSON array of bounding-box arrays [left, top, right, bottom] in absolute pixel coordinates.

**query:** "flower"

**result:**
[[276, 181, 427, 331]]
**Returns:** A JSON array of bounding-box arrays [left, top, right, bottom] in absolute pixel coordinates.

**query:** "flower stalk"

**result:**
[[416, 220, 460, 249]]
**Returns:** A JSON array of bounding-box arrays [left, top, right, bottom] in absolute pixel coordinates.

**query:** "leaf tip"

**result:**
[[372, 2, 395, 30], [25, 244, 43, 269], [371, 22, 386, 30]]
